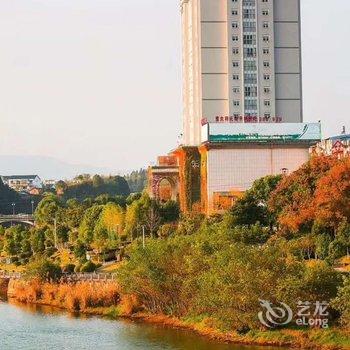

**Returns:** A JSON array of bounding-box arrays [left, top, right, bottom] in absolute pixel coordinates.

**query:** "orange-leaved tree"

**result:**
[[269, 155, 338, 233], [313, 158, 350, 232]]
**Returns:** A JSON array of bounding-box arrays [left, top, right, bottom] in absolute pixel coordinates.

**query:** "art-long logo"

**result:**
[[258, 300, 330, 329], [258, 299, 293, 328]]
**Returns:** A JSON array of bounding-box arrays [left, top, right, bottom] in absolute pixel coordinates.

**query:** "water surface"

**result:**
[[0, 301, 286, 350]]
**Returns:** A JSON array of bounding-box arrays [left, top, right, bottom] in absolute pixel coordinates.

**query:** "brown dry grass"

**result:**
[[10, 279, 120, 312]]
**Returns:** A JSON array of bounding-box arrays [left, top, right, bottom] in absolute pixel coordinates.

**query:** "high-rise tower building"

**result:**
[[181, 0, 303, 146]]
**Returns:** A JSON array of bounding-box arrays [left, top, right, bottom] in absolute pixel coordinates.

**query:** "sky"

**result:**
[[0, 0, 349, 173]]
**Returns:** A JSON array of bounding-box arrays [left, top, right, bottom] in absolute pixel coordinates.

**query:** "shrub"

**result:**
[[63, 263, 76, 273], [332, 276, 350, 327], [80, 260, 98, 273], [25, 257, 62, 282]]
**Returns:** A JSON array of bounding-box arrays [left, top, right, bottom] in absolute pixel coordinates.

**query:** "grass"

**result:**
[[0, 263, 25, 272], [97, 261, 123, 273]]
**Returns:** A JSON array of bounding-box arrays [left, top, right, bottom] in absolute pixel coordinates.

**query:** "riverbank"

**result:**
[[6, 279, 349, 350]]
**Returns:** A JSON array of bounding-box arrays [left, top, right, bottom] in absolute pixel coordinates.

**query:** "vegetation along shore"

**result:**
[[0, 155, 349, 349]]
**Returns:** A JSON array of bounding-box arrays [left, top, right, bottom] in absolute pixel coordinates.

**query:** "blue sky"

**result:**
[[0, 0, 349, 171]]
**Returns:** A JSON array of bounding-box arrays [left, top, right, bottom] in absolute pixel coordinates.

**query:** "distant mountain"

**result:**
[[0, 155, 117, 180]]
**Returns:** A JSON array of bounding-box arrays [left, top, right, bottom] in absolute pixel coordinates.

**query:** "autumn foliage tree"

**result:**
[[269, 156, 338, 233], [313, 159, 350, 231]]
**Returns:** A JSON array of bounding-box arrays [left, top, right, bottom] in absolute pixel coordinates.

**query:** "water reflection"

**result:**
[[0, 301, 287, 350]]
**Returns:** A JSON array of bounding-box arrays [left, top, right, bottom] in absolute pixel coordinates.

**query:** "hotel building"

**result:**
[[148, 0, 320, 215], [181, 0, 303, 146]]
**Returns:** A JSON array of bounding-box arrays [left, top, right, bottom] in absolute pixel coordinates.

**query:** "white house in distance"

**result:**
[[1, 175, 43, 193]]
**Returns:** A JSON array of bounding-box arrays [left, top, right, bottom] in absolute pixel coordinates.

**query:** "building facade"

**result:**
[[311, 134, 350, 159], [148, 0, 318, 215], [181, 0, 303, 146], [1, 175, 43, 193]]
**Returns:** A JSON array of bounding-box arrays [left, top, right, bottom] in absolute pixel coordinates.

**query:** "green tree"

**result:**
[[230, 175, 282, 227], [78, 205, 103, 246], [35, 194, 62, 226], [332, 276, 350, 327]]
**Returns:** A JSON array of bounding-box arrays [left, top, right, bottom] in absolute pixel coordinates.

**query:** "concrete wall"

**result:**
[[206, 145, 309, 212], [274, 0, 303, 122]]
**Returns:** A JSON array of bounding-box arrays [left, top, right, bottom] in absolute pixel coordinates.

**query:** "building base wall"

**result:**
[[205, 144, 310, 214]]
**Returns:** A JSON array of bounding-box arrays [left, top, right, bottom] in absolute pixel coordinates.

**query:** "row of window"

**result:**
[[232, 61, 270, 68], [233, 86, 271, 93], [232, 21, 270, 29], [232, 47, 271, 56], [232, 100, 271, 107], [231, 9, 270, 17], [232, 34, 270, 43], [233, 74, 271, 80]]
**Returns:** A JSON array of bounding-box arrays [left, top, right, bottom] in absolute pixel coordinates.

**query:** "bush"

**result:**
[[80, 260, 98, 273], [63, 264, 76, 273], [332, 276, 350, 327], [157, 224, 176, 238], [25, 257, 62, 282]]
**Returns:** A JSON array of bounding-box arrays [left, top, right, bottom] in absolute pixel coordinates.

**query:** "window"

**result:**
[[263, 74, 270, 80], [264, 113, 271, 118], [244, 73, 257, 84], [243, 34, 256, 45], [232, 61, 239, 67], [245, 86, 257, 97], [263, 48, 269, 54], [263, 61, 270, 68], [263, 35, 269, 43], [262, 10, 269, 16], [233, 74, 239, 80], [262, 0, 269, 3], [264, 100, 271, 106], [243, 9, 255, 19], [232, 0, 238, 2], [232, 48, 239, 54], [232, 22, 238, 28], [243, 22, 256, 32], [233, 100, 240, 106], [232, 10, 238, 15], [245, 99, 257, 109], [264, 87, 271, 94], [232, 35, 239, 41], [233, 87, 240, 93], [263, 22, 269, 28], [281, 168, 289, 175], [244, 60, 257, 70], [244, 47, 257, 57]]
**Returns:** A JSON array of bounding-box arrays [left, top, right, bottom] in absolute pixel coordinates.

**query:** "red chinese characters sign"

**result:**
[[201, 116, 283, 125]]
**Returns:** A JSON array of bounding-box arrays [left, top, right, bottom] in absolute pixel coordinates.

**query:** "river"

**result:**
[[0, 301, 286, 350]]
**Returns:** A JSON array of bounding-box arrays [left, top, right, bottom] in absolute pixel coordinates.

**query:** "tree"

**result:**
[[124, 169, 147, 193], [315, 234, 332, 260], [92, 222, 110, 254], [99, 203, 125, 235], [55, 180, 67, 195], [30, 228, 46, 254], [92, 174, 104, 188], [78, 205, 103, 246], [230, 175, 282, 227], [159, 200, 180, 223], [332, 276, 350, 327], [25, 257, 62, 281], [269, 156, 338, 233], [35, 194, 62, 226], [313, 159, 350, 231]]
